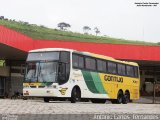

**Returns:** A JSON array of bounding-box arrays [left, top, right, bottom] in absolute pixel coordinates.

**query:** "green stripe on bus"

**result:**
[[82, 71, 99, 93], [42, 82, 53, 86], [90, 72, 106, 94]]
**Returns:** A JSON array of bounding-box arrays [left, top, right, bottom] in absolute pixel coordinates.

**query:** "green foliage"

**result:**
[[0, 19, 158, 46]]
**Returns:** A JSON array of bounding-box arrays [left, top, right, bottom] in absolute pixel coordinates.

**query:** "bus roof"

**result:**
[[29, 48, 75, 52], [29, 48, 138, 66]]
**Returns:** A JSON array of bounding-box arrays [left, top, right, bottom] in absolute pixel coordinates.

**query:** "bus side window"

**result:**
[[134, 66, 138, 78], [117, 64, 126, 76], [78, 56, 84, 68], [72, 54, 84, 69], [126, 65, 134, 77], [108, 61, 117, 74], [73, 54, 79, 68], [97, 59, 106, 73], [60, 52, 70, 63], [85, 57, 96, 71]]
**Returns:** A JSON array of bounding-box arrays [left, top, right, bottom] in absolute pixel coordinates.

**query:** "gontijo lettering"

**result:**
[[104, 75, 123, 83]]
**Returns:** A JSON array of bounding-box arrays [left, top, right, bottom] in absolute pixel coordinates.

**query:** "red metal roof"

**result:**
[[0, 25, 160, 61]]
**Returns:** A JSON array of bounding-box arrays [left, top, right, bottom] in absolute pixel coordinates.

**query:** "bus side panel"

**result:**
[[70, 69, 140, 100], [80, 70, 109, 98], [99, 73, 140, 100]]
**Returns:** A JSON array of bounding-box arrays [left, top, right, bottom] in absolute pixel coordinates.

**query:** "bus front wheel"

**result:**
[[70, 87, 81, 103]]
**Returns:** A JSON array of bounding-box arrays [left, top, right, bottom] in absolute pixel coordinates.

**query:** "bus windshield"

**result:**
[[25, 62, 58, 83], [39, 62, 57, 82], [25, 62, 39, 82]]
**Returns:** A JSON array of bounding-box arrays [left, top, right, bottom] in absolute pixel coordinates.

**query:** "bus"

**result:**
[[23, 48, 140, 104]]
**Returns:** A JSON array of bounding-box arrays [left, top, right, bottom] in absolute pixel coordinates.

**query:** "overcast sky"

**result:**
[[0, 0, 160, 42]]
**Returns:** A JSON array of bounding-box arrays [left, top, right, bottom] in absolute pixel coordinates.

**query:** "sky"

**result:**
[[0, 0, 160, 42]]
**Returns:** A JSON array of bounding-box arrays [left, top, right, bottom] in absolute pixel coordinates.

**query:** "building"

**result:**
[[0, 25, 160, 97]]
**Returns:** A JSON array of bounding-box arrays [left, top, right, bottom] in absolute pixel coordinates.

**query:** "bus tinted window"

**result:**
[[126, 65, 134, 77], [85, 57, 96, 70], [73, 54, 78, 67], [108, 62, 117, 74], [60, 52, 70, 63], [72, 54, 84, 68], [117, 64, 126, 75], [79, 56, 84, 68], [97, 59, 106, 72], [134, 67, 139, 77]]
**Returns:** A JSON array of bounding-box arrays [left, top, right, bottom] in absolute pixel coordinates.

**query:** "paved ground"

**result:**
[[0, 99, 159, 114]]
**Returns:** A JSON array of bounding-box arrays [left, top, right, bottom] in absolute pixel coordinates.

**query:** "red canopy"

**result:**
[[0, 25, 160, 61]]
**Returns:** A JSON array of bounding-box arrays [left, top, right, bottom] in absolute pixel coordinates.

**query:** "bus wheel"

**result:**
[[44, 97, 50, 102], [91, 99, 106, 104], [116, 91, 124, 104], [71, 87, 81, 103], [122, 91, 130, 104]]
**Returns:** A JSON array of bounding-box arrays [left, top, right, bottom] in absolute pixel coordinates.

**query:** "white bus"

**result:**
[[23, 48, 140, 103]]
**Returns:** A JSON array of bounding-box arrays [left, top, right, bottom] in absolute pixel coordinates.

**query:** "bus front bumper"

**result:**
[[23, 88, 59, 97]]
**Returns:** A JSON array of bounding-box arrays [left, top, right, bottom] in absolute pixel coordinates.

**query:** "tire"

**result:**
[[111, 91, 124, 104], [117, 91, 124, 104], [91, 99, 106, 104], [44, 97, 50, 102], [70, 87, 81, 103], [122, 91, 130, 104]]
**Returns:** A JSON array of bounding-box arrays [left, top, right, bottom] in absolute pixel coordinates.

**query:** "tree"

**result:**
[[94, 27, 100, 36], [57, 22, 71, 30], [83, 26, 91, 34]]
